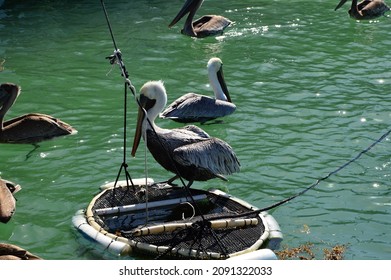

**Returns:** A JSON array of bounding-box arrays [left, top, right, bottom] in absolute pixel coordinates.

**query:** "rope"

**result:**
[[101, 0, 136, 192], [207, 127, 391, 221]]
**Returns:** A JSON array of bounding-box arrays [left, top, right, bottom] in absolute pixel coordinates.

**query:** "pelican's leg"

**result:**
[[166, 175, 179, 185], [161, 176, 194, 188], [25, 143, 40, 160]]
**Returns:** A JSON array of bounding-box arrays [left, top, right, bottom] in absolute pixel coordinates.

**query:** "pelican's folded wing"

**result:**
[[173, 138, 240, 176]]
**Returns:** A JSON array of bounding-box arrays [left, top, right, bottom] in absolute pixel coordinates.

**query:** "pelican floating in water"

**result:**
[[0, 83, 77, 145], [131, 81, 240, 188], [0, 178, 21, 223], [335, 0, 390, 20], [0, 243, 42, 260], [160, 57, 236, 124], [169, 0, 232, 38]]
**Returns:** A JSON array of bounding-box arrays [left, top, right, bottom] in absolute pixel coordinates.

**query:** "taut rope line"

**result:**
[[100, 0, 136, 191], [208, 127, 391, 221]]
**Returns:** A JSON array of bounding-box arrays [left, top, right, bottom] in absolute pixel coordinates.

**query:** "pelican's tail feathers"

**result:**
[[216, 174, 228, 181]]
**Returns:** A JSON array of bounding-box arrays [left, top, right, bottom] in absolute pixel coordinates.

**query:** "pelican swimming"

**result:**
[[131, 80, 240, 188], [169, 0, 232, 38], [0, 83, 77, 145], [335, 0, 390, 20], [0, 178, 21, 224], [160, 57, 235, 124], [0, 243, 42, 260]]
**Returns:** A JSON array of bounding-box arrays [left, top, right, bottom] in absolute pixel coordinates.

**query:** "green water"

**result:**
[[0, 0, 390, 260]]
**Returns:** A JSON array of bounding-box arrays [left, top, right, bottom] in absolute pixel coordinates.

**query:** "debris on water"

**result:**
[[323, 244, 348, 260], [276, 242, 348, 260]]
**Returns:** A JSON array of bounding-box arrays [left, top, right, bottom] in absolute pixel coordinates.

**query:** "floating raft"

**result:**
[[73, 178, 283, 260]]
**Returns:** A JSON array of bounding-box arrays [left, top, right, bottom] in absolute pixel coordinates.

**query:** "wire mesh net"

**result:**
[[90, 182, 266, 259]]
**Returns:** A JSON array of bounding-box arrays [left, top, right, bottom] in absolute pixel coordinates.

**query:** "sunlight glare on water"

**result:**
[[0, 0, 390, 260]]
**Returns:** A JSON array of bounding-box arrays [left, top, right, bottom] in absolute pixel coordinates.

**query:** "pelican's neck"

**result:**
[[183, 9, 197, 36], [0, 101, 5, 129], [141, 97, 166, 138], [0, 85, 20, 130], [142, 114, 157, 139], [182, 0, 204, 37], [348, 0, 362, 18], [208, 67, 227, 101], [352, 0, 359, 12], [0, 108, 4, 130]]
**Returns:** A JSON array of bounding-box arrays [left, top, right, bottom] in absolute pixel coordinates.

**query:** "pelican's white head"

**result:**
[[139, 80, 167, 114], [207, 57, 223, 73]]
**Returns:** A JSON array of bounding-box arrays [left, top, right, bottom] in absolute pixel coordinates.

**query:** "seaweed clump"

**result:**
[[276, 242, 348, 260]]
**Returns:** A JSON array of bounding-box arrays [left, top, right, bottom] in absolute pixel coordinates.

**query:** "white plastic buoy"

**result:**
[[227, 249, 278, 260]]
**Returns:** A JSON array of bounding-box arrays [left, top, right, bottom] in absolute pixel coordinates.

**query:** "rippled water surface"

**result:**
[[1, 0, 390, 260]]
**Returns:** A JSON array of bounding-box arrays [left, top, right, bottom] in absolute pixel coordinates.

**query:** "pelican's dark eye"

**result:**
[[139, 94, 156, 111]]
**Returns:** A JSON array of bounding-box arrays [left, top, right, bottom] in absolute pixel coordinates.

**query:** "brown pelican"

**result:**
[[335, 0, 390, 20], [0, 83, 77, 145], [160, 57, 236, 124], [169, 0, 232, 38], [0, 243, 42, 260], [131, 81, 240, 188], [0, 178, 21, 224]]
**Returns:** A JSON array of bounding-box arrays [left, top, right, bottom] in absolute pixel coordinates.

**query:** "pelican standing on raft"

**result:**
[[131, 81, 240, 188], [0, 83, 77, 146], [335, 0, 390, 20], [0, 178, 21, 224], [160, 57, 236, 124], [169, 0, 232, 38]]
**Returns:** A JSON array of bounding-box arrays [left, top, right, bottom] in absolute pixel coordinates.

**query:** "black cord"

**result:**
[[206, 127, 391, 221], [100, 0, 136, 191]]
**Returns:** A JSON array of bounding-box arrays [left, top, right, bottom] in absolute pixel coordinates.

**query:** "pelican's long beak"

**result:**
[[217, 66, 232, 103], [131, 98, 146, 157], [335, 0, 348, 11], [131, 94, 156, 157], [168, 0, 203, 27]]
